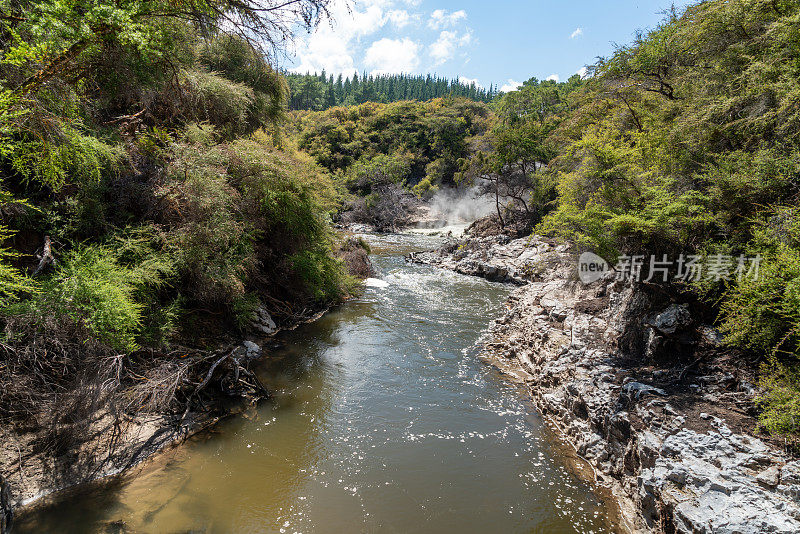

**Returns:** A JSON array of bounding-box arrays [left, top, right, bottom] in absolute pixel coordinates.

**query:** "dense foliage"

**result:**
[[456, 76, 583, 232], [502, 0, 800, 436], [287, 97, 493, 198], [285, 71, 497, 110], [2, 0, 799, 443], [0, 0, 355, 433]]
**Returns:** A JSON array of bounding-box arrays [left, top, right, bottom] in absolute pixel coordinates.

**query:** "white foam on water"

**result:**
[[365, 278, 389, 288], [403, 223, 469, 237]]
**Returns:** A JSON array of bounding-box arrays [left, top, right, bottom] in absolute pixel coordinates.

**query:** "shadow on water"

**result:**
[[15, 233, 614, 534]]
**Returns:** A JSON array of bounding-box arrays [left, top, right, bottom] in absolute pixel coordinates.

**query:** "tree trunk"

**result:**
[[495, 185, 505, 230], [33, 235, 56, 275]]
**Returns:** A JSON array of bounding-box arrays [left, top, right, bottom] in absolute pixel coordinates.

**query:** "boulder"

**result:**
[[621, 381, 667, 401], [242, 340, 262, 359], [250, 306, 277, 335], [652, 303, 692, 335]]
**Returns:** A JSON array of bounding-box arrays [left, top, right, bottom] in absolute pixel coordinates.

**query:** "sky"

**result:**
[[281, 0, 690, 91]]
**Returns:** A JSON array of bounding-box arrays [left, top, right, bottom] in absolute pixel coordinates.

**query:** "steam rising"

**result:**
[[423, 186, 495, 227]]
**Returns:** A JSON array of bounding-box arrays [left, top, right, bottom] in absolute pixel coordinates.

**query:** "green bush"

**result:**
[[152, 137, 348, 313], [164, 148, 254, 308], [5, 225, 180, 353], [112, 226, 181, 346], [29, 246, 145, 353], [182, 122, 218, 146], [228, 139, 350, 302], [181, 69, 257, 140], [198, 34, 287, 128], [4, 120, 127, 191], [0, 224, 36, 307], [411, 175, 438, 197], [231, 292, 260, 330], [290, 248, 355, 302], [757, 360, 800, 437], [720, 209, 800, 358], [344, 152, 412, 194]]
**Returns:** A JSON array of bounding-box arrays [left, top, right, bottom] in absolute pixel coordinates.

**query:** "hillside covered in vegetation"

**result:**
[[0, 0, 363, 455], [282, 75, 582, 232], [475, 0, 800, 437], [290, 97, 490, 186]]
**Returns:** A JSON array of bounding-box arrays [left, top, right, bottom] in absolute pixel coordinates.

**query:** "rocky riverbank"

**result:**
[[411, 232, 800, 533]]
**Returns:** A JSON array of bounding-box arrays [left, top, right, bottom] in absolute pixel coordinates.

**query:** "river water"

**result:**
[[16, 233, 611, 534]]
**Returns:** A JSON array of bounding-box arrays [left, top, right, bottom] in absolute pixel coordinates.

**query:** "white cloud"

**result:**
[[428, 9, 467, 29], [387, 9, 417, 29], [429, 30, 473, 65], [458, 76, 482, 89], [291, 2, 474, 76], [576, 66, 589, 78], [365, 37, 421, 74], [291, 0, 390, 76], [570, 27, 583, 39], [499, 79, 523, 93], [546, 73, 560, 82]]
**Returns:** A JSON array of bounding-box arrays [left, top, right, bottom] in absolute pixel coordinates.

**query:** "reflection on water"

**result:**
[[16, 233, 611, 534]]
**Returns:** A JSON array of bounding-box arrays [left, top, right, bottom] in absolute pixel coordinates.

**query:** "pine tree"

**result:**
[[282, 71, 494, 110]]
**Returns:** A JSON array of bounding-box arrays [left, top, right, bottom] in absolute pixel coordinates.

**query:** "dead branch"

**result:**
[[32, 235, 56, 276]]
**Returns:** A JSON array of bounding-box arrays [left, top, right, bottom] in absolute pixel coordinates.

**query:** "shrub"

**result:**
[[6, 224, 179, 353], [182, 122, 218, 146], [112, 226, 181, 346], [0, 224, 36, 307], [198, 34, 288, 128], [18, 246, 145, 353], [231, 292, 260, 330], [170, 166, 253, 309], [180, 69, 257, 140], [757, 360, 800, 437], [720, 208, 800, 358], [152, 137, 349, 314], [341, 183, 419, 231], [228, 139, 351, 302], [344, 152, 412, 194], [411, 175, 438, 197], [4, 118, 127, 191]]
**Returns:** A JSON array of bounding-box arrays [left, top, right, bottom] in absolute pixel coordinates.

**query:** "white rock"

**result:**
[[242, 340, 262, 359]]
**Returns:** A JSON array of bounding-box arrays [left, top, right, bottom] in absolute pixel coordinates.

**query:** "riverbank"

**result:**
[[411, 231, 800, 533], [0, 230, 373, 533], [8, 231, 613, 533], [0, 303, 332, 528]]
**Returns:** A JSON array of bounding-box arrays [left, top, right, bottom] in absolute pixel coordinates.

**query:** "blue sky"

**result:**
[[282, 0, 690, 90]]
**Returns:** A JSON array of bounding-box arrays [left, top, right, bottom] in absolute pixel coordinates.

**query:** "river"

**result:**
[[15, 233, 611, 533]]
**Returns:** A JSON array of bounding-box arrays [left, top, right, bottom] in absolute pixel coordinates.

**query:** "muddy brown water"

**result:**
[[15, 233, 612, 534]]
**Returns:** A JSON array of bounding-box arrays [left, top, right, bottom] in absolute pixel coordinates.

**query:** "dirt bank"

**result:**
[[0, 324, 285, 530], [0, 239, 373, 532], [412, 233, 800, 533]]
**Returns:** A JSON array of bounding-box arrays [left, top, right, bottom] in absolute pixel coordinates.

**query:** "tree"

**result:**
[[2, 0, 333, 99], [282, 72, 493, 110], [456, 149, 540, 231], [454, 76, 580, 230]]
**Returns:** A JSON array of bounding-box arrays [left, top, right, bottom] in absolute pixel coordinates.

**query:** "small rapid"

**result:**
[[16, 232, 611, 534]]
